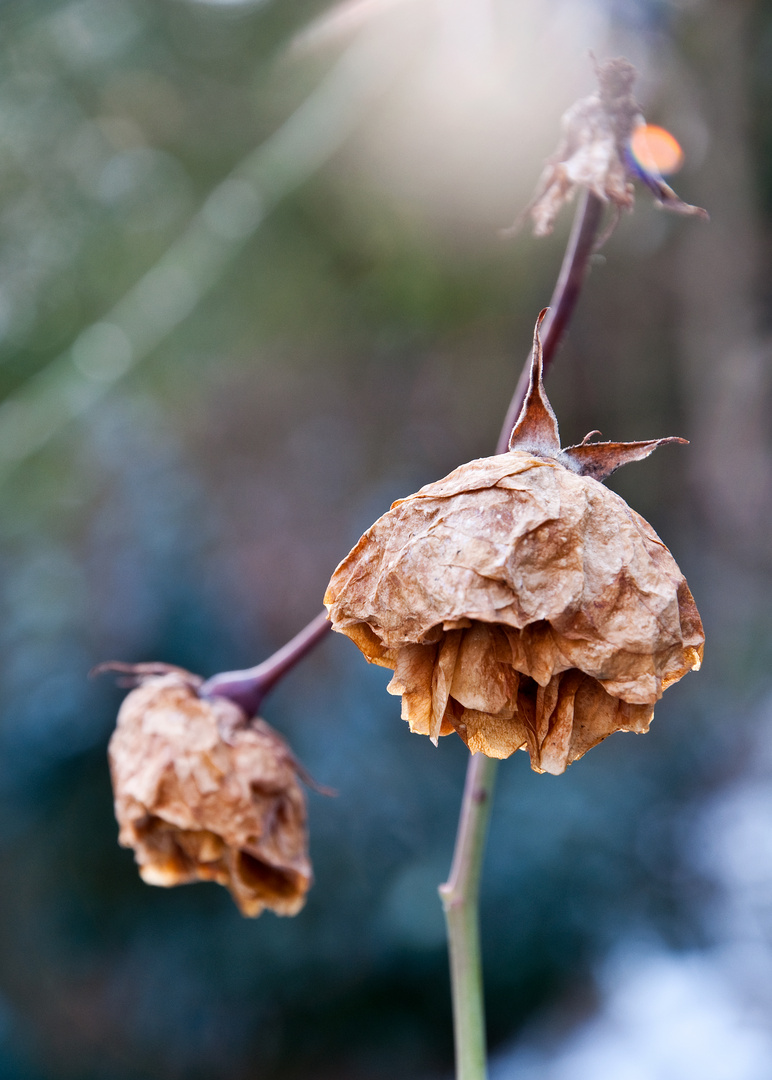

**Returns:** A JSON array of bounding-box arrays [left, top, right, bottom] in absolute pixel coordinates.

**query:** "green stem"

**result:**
[[439, 754, 498, 1080]]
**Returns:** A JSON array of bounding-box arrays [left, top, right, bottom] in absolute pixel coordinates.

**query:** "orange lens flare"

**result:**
[[630, 124, 684, 176]]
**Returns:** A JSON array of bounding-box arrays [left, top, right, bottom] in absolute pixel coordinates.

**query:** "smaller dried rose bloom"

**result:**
[[509, 57, 707, 238], [108, 669, 312, 917], [325, 314, 704, 775]]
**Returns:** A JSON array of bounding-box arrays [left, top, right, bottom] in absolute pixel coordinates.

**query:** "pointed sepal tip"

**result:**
[[508, 310, 562, 456]]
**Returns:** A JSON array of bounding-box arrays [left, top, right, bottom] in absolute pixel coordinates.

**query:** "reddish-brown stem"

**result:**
[[496, 189, 605, 455], [199, 609, 331, 715]]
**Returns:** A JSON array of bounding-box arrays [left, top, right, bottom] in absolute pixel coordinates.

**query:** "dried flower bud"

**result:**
[[325, 314, 704, 775], [509, 56, 707, 238], [108, 670, 312, 916]]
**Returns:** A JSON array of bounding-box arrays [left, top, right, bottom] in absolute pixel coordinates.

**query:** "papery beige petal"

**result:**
[[452, 707, 527, 760], [450, 624, 519, 717], [538, 671, 581, 775], [326, 453, 699, 702], [430, 631, 462, 744], [388, 642, 436, 737]]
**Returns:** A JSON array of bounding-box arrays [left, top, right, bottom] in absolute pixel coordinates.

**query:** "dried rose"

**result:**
[[325, 314, 704, 775], [108, 668, 312, 916], [508, 56, 707, 239]]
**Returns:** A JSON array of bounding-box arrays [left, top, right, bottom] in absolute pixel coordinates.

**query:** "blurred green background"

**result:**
[[0, 0, 770, 1077]]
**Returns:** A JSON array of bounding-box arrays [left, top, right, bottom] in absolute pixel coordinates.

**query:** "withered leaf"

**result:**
[[109, 671, 312, 916]]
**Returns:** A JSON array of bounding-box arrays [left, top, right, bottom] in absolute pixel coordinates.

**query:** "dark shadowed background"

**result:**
[[0, 0, 770, 1077]]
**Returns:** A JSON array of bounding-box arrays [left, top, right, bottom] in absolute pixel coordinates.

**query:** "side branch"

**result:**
[[200, 610, 331, 716]]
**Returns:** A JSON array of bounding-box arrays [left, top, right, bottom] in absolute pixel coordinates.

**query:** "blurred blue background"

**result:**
[[0, 0, 769, 1077]]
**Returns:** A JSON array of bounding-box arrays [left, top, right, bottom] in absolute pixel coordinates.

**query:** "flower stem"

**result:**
[[441, 189, 605, 1080], [439, 753, 498, 1080]]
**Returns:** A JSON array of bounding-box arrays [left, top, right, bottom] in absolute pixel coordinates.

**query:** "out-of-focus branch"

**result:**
[[0, 28, 410, 488]]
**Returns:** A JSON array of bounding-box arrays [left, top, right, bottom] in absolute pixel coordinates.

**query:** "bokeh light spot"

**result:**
[[631, 124, 684, 176]]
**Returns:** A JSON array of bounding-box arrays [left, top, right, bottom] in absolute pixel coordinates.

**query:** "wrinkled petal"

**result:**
[[377, 628, 663, 774], [451, 624, 520, 716]]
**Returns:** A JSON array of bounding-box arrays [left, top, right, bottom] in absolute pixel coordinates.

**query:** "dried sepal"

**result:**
[[108, 670, 312, 916], [507, 56, 707, 239], [508, 309, 561, 455], [325, 315, 704, 775], [561, 434, 687, 482]]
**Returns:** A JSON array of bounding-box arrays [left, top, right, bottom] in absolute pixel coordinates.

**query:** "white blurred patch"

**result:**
[[493, 693, 772, 1080], [317, 0, 612, 233], [493, 946, 772, 1080], [292, 0, 420, 53]]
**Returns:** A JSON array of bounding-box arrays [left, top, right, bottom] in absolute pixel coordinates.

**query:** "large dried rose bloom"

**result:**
[[108, 669, 312, 916], [325, 316, 704, 775]]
